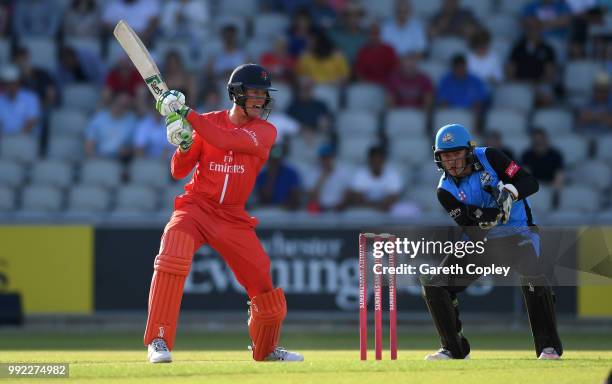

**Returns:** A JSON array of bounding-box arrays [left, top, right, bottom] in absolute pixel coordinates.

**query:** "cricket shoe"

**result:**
[[538, 347, 561, 360], [424, 348, 470, 360], [148, 338, 172, 363], [249, 346, 304, 362]]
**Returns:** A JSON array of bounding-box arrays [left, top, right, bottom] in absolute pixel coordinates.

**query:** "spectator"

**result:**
[[507, 21, 558, 106], [160, 0, 210, 49], [256, 144, 302, 210], [102, 0, 160, 45], [578, 72, 612, 133], [428, 0, 480, 40], [381, 0, 428, 56], [163, 50, 198, 102], [13, 0, 60, 37], [85, 92, 136, 159], [196, 86, 222, 112], [306, 143, 353, 212], [521, 0, 571, 39], [287, 8, 316, 58], [467, 29, 503, 86], [484, 130, 515, 160], [0, 1, 9, 37], [345, 145, 403, 212], [296, 29, 350, 85], [286, 77, 332, 133], [385, 53, 434, 108], [13, 47, 58, 109], [0, 65, 41, 136], [309, 0, 337, 29], [56, 45, 104, 87], [566, 1, 604, 58], [134, 112, 174, 159], [329, 1, 367, 64], [521, 128, 564, 191], [260, 36, 296, 83], [62, 0, 101, 38], [102, 56, 143, 104], [355, 22, 400, 84], [269, 112, 300, 144], [207, 24, 247, 79], [437, 54, 488, 112]]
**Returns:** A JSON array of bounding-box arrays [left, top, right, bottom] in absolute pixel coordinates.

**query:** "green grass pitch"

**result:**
[[0, 330, 610, 383]]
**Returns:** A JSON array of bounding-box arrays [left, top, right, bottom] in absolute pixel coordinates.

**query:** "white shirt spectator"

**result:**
[[308, 163, 353, 209], [134, 114, 174, 159], [0, 89, 40, 135], [161, 0, 210, 40], [103, 0, 160, 33], [351, 164, 403, 202], [268, 112, 299, 143], [212, 50, 248, 77], [381, 17, 427, 56], [467, 50, 503, 84], [14, 0, 60, 37], [86, 110, 136, 157]]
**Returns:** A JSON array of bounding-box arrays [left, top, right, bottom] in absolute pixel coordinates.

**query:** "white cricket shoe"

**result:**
[[264, 347, 304, 362], [538, 347, 561, 360], [148, 338, 172, 363], [425, 348, 470, 360]]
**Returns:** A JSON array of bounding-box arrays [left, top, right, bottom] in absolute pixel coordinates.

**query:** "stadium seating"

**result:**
[[0, 186, 15, 212], [385, 108, 427, 137], [80, 159, 122, 189], [67, 185, 111, 213], [49, 109, 88, 138], [337, 110, 378, 137], [0, 135, 38, 164], [0, 160, 26, 188], [493, 83, 534, 112], [115, 185, 158, 212], [21, 186, 63, 212], [345, 83, 386, 113], [30, 160, 74, 189], [128, 159, 171, 189], [63, 84, 99, 113]]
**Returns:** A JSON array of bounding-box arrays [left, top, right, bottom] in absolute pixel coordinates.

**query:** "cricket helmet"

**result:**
[[227, 63, 276, 119]]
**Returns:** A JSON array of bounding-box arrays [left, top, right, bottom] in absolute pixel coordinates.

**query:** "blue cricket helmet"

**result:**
[[433, 124, 476, 171]]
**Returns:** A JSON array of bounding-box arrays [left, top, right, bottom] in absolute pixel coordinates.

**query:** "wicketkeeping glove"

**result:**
[[485, 181, 518, 224], [165, 112, 193, 150]]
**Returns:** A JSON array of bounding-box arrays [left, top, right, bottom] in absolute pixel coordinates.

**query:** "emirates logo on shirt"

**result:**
[[209, 161, 245, 174]]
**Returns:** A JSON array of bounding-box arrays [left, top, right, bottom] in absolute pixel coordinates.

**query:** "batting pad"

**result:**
[[144, 230, 195, 350], [248, 287, 287, 361]]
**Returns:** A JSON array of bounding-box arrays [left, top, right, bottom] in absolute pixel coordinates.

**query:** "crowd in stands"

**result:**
[[0, 0, 611, 222]]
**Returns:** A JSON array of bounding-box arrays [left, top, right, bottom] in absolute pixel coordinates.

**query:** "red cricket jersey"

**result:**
[[171, 110, 277, 208]]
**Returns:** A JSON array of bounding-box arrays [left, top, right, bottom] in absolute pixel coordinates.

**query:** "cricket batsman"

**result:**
[[421, 123, 563, 360], [144, 63, 303, 363]]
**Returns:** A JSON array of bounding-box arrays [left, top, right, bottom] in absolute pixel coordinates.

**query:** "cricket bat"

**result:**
[[113, 20, 192, 138]]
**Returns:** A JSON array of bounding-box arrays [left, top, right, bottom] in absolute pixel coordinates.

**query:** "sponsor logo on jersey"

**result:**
[[240, 128, 259, 146], [449, 208, 461, 218], [505, 161, 520, 178], [480, 171, 492, 185]]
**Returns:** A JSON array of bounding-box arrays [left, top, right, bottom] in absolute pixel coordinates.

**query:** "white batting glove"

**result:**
[[156, 90, 189, 117], [165, 112, 193, 150]]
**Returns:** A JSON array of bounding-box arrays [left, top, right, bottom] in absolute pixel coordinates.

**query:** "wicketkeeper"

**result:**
[[144, 63, 303, 363], [422, 123, 563, 360]]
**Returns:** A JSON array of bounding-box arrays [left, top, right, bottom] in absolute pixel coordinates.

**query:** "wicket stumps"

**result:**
[[359, 232, 398, 360]]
